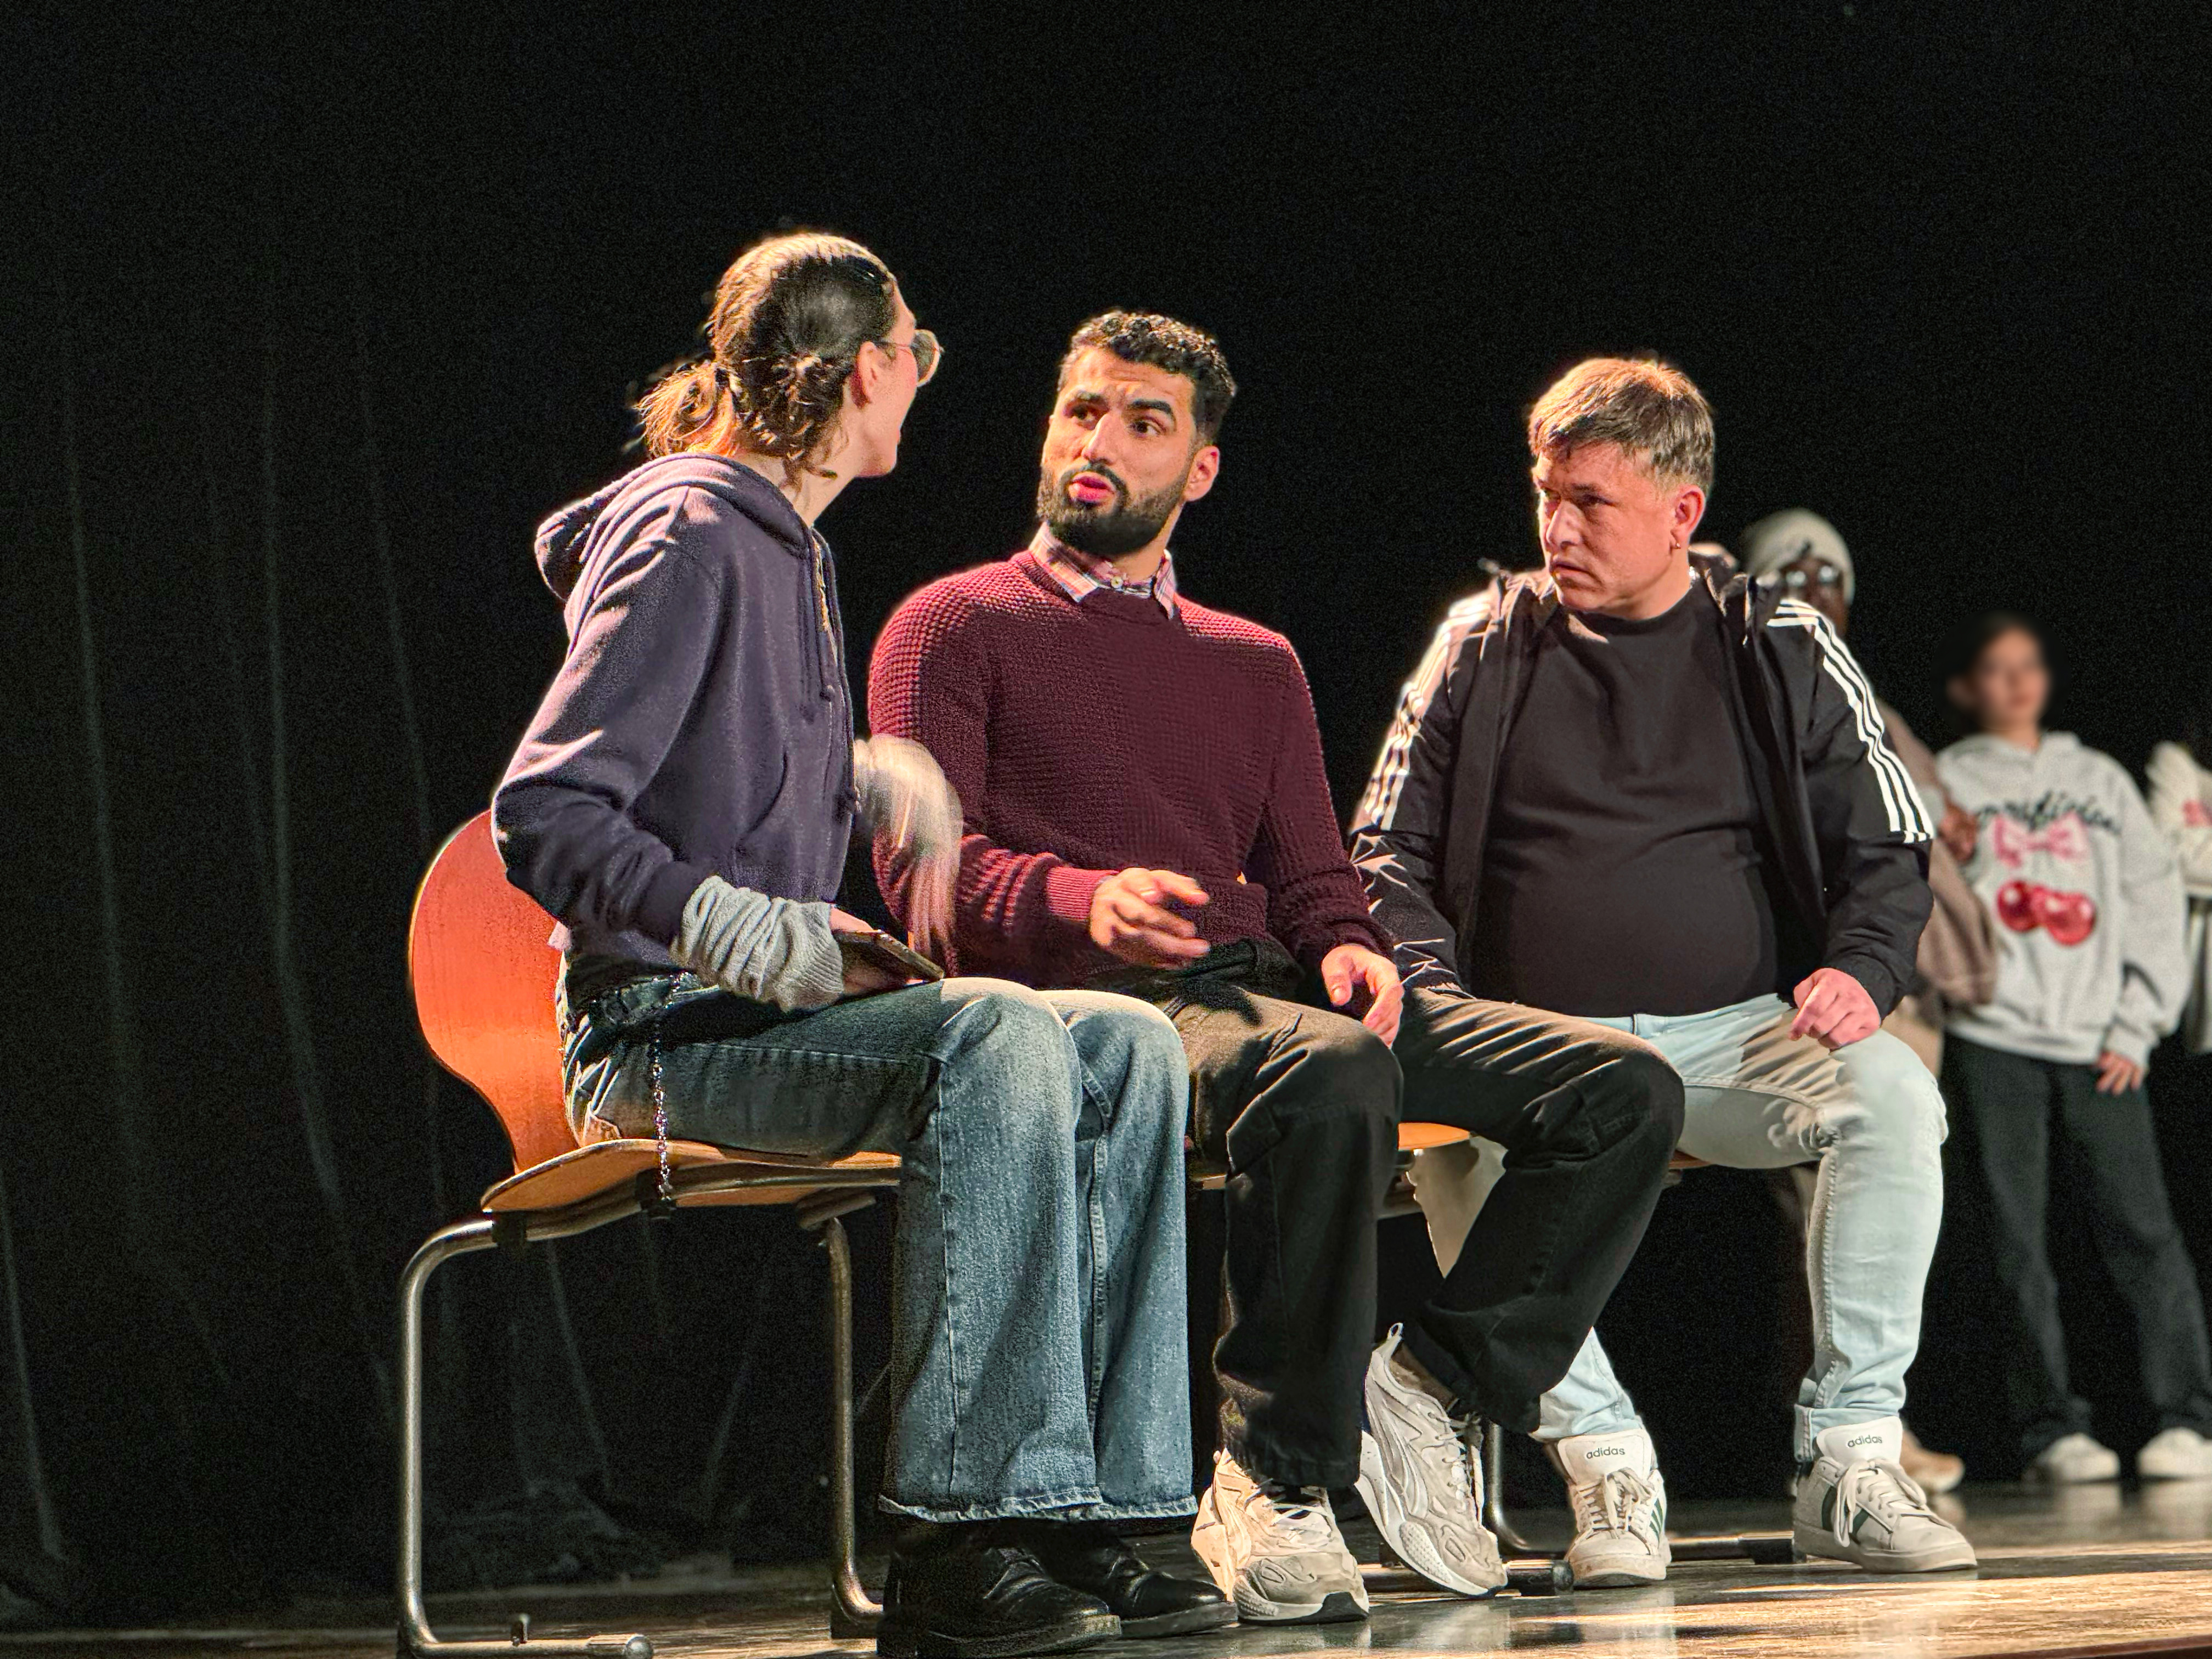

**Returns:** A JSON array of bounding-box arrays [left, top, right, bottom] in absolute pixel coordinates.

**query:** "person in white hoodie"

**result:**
[[1936, 613, 2211, 1483], [2145, 728, 2212, 1058]]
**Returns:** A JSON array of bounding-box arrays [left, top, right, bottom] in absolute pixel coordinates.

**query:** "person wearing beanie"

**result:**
[[1738, 509, 1995, 1494]]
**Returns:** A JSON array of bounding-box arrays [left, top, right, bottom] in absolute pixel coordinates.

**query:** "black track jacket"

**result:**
[[1350, 556, 1934, 1018]]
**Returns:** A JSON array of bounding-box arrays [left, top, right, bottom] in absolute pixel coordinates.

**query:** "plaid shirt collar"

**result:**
[[1027, 525, 1179, 618]]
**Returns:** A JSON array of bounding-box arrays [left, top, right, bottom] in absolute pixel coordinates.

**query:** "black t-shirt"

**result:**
[[1466, 586, 1781, 1017]]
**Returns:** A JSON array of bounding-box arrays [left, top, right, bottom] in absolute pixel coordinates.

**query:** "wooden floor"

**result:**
[[10, 1481, 2212, 1657]]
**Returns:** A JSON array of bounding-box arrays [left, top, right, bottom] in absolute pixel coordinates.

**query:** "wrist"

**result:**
[[1047, 864, 1115, 934]]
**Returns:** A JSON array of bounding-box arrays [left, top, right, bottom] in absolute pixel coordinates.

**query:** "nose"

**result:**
[[1540, 501, 1577, 551], [1077, 421, 1117, 464]]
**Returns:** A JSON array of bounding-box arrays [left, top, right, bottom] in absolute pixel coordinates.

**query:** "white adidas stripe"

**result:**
[[1361, 596, 1490, 831], [1767, 600, 1933, 840]]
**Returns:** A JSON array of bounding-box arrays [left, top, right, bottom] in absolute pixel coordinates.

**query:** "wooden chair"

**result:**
[[399, 814, 895, 1658], [398, 811, 1484, 1654]]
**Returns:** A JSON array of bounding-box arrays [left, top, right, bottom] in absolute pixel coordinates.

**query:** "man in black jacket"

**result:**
[[1352, 358, 1972, 1585]]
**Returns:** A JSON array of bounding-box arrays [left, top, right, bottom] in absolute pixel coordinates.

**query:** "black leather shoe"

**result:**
[[879, 1525, 1119, 1658], [1025, 1523, 1239, 1638]]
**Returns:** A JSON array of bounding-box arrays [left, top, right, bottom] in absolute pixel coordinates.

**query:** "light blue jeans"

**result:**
[[1411, 992, 1946, 1462], [560, 972, 1198, 1522]]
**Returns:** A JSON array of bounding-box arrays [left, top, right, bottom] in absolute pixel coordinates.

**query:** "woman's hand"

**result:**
[[2094, 1049, 2145, 1095], [854, 737, 962, 961]]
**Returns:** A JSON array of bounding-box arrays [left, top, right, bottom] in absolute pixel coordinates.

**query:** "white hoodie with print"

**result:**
[[1936, 731, 2186, 1066], [2146, 740, 2212, 1052]]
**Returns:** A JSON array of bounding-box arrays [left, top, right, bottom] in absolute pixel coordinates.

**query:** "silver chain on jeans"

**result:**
[[649, 1021, 674, 1212]]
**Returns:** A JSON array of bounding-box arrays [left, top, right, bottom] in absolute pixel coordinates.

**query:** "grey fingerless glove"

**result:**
[[668, 877, 844, 1013], [853, 735, 963, 860]]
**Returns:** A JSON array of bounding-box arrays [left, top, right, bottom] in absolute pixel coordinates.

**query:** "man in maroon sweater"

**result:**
[[872, 314, 1685, 1620]]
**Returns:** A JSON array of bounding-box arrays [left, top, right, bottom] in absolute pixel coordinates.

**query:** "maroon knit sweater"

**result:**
[[867, 550, 1384, 986]]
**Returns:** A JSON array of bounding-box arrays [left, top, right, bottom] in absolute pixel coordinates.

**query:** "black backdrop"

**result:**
[[7, 1, 2211, 1620]]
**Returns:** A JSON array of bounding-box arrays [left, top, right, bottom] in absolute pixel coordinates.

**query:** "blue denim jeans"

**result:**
[[560, 971, 1197, 1522], [1412, 993, 1946, 1461]]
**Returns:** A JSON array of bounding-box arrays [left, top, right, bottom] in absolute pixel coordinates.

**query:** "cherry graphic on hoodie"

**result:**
[[2035, 886, 2097, 946], [1994, 879, 2097, 945]]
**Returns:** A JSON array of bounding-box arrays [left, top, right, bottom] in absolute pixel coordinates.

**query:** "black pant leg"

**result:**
[[2054, 1062, 2212, 1435], [1160, 973, 1400, 1491], [1387, 985, 1684, 1434], [1942, 1035, 2084, 1456]]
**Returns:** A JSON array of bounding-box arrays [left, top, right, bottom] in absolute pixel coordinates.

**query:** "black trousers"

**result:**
[[1391, 985, 1684, 1436], [1115, 944, 1683, 1485], [1943, 1034, 2212, 1457], [1114, 941, 1399, 1491]]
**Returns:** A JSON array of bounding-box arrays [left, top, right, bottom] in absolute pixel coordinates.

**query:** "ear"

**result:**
[[846, 341, 890, 410], [1181, 442, 1221, 505], [1670, 484, 1707, 548], [1946, 673, 1973, 712]]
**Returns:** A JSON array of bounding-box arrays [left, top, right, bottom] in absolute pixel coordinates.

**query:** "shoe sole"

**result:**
[[1356, 1434, 1505, 1599], [1120, 1602, 1243, 1638], [1193, 1483, 1370, 1625], [1568, 1563, 1669, 1588], [1232, 1589, 1369, 1625], [877, 1612, 1119, 1658], [1791, 1524, 1978, 1573]]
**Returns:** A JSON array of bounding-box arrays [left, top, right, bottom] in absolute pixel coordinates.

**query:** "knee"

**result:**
[[1101, 996, 1186, 1075], [1586, 1040, 1686, 1153], [1836, 1033, 1948, 1160], [935, 978, 1076, 1094], [1284, 1017, 1402, 1137]]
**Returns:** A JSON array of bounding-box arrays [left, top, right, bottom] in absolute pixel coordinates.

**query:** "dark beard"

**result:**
[[1036, 464, 1184, 559]]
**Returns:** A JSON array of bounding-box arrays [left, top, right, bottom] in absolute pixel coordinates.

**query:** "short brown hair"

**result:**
[[636, 232, 898, 481], [1527, 357, 1714, 491], [1060, 311, 1237, 441]]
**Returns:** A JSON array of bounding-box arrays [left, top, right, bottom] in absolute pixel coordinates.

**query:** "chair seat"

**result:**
[[481, 1138, 900, 1214], [486, 1120, 1476, 1214], [1398, 1121, 1472, 1153]]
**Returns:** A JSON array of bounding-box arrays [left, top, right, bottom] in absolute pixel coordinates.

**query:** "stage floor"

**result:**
[[9, 1482, 2212, 1658]]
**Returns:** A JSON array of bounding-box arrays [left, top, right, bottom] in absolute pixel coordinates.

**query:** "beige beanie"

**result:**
[[1740, 509, 1854, 604]]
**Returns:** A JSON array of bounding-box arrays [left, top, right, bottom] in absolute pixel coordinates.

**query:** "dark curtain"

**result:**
[[12, 3, 2209, 1621], [1, 259, 919, 1618]]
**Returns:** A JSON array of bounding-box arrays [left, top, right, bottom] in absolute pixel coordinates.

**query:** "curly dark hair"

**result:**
[[637, 232, 897, 482], [1059, 311, 1237, 441]]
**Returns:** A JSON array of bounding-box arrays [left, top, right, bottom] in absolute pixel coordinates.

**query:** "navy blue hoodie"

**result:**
[[493, 453, 855, 967]]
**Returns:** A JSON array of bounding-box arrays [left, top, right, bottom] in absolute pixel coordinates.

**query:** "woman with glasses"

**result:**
[[495, 232, 1228, 1656]]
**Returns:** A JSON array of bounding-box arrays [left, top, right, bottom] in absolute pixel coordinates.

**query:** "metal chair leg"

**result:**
[[397, 1216, 652, 1659], [1482, 1420, 1544, 1558], [809, 1209, 883, 1638]]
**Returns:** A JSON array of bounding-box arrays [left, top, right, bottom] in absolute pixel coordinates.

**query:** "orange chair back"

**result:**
[[408, 811, 575, 1173]]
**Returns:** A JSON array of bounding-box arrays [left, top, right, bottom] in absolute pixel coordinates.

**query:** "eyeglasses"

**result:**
[[873, 329, 943, 386], [1777, 562, 1846, 592]]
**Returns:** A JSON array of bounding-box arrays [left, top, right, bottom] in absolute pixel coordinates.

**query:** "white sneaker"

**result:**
[[2027, 1431, 2121, 1483], [1545, 1425, 1670, 1587], [1192, 1450, 1369, 1624], [1791, 1418, 1977, 1572], [1352, 1327, 1506, 1598], [2138, 1427, 2212, 1480]]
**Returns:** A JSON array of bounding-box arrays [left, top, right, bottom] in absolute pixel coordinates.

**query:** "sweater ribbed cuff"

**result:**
[[2101, 1022, 2155, 1069], [1043, 864, 1114, 934]]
